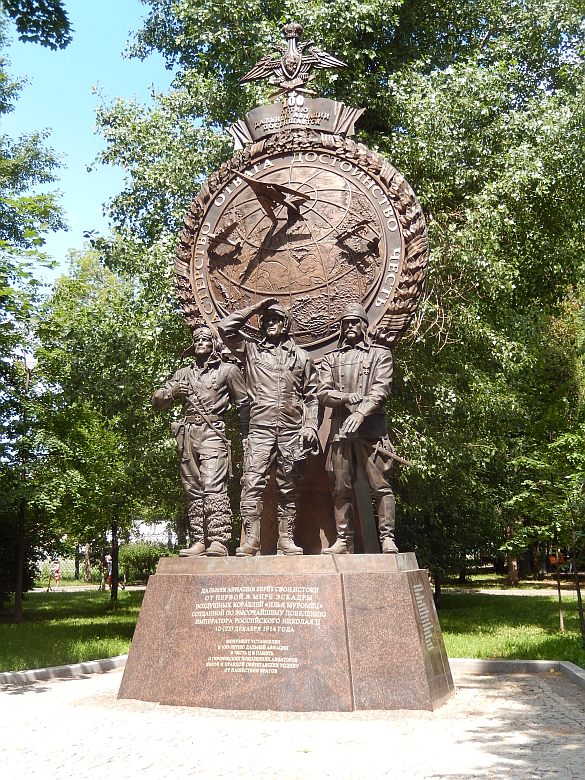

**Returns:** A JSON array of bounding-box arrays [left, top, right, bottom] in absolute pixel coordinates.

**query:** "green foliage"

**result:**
[[0, 513, 35, 607], [0, 0, 71, 49], [88, 1, 585, 578], [119, 541, 172, 583], [34, 250, 185, 531], [0, 19, 67, 614], [0, 24, 65, 372]]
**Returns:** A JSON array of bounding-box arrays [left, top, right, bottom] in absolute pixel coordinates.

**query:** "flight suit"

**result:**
[[153, 356, 248, 550], [219, 306, 318, 553], [318, 341, 396, 551]]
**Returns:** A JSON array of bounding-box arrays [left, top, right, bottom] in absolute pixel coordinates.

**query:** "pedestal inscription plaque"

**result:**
[[119, 554, 454, 711]]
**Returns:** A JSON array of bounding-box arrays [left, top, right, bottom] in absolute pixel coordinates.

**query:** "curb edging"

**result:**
[[450, 657, 585, 691], [0, 654, 128, 686], [2, 655, 585, 693]]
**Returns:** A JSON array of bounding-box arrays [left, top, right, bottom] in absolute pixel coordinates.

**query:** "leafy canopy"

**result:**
[[88, 1, 585, 575]]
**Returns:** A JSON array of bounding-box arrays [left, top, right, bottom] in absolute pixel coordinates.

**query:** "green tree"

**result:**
[[0, 0, 71, 49], [35, 250, 185, 599], [92, 0, 584, 582], [0, 17, 66, 618]]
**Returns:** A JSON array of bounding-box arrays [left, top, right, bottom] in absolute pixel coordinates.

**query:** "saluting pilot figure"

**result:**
[[318, 303, 398, 554], [219, 297, 319, 556]]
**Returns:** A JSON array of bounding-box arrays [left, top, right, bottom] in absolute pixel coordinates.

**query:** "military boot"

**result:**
[[377, 494, 398, 554], [236, 516, 261, 556], [322, 538, 354, 554], [322, 498, 354, 554], [206, 541, 229, 557], [205, 493, 232, 556], [382, 537, 399, 554], [179, 541, 206, 557], [276, 511, 303, 556], [180, 497, 206, 556]]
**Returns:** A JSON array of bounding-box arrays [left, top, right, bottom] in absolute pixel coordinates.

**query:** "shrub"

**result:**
[[118, 542, 171, 583]]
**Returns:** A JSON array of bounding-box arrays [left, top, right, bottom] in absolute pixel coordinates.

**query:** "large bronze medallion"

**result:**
[[176, 25, 428, 358]]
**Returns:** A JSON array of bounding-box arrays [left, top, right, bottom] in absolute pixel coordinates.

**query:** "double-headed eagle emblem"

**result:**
[[240, 22, 346, 102]]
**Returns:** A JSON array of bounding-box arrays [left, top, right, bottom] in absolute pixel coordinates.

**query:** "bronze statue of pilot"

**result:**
[[219, 297, 319, 556], [152, 326, 249, 557], [318, 303, 398, 555]]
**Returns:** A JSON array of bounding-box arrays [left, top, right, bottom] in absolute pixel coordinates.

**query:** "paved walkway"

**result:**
[[445, 586, 581, 597], [31, 584, 146, 593], [2, 666, 585, 779]]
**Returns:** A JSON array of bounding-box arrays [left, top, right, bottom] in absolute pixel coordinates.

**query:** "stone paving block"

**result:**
[[2, 667, 585, 779]]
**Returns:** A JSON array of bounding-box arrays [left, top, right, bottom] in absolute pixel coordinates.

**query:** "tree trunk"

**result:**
[[507, 553, 519, 587], [177, 512, 188, 549], [537, 546, 546, 580], [458, 552, 467, 585], [555, 547, 565, 633], [13, 497, 25, 624], [574, 570, 585, 650], [83, 543, 92, 582], [529, 543, 540, 576], [111, 519, 119, 603], [571, 518, 585, 649], [14, 365, 29, 623], [433, 572, 442, 610]]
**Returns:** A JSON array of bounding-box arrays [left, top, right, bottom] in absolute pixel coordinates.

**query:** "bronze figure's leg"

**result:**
[[275, 433, 303, 555], [180, 496, 206, 556], [178, 428, 206, 556], [205, 493, 231, 556], [322, 440, 356, 554], [199, 447, 231, 556], [361, 438, 398, 553], [237, 429, 274, 556]]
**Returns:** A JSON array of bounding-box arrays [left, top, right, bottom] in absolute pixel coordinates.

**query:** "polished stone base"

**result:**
[[118, 554, 454, 711]]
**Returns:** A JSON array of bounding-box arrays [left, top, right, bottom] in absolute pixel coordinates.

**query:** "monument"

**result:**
[[119, 21, 454, 711]]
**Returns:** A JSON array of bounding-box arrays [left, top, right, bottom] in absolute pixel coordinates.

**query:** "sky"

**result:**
[[3, 0, 174, 277]]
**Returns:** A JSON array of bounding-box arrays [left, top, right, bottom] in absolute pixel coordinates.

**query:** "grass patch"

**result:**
[[33, 579, 99, 589], [0, 590, 144, 672], [440, 592, 585, 668], [2, 588, 584, 674], [442, 571, 581, 590]]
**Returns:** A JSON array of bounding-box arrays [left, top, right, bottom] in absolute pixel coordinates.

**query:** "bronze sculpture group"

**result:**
[[154, 299, 399, 557], [154, 22, 428, 558]]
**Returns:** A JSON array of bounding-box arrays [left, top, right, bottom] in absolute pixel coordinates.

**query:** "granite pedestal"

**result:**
[[119, 553, 454, 711]]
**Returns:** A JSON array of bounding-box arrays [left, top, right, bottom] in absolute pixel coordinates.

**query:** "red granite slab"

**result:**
[[119, 554, 454, 711]]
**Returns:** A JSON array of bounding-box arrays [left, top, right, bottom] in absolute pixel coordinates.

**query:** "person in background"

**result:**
[[106, 553, 113, 589], [53, 559, 61, 590]]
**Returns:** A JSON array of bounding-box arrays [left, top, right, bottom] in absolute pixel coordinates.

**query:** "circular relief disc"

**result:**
[[176, 130, 428, 359]]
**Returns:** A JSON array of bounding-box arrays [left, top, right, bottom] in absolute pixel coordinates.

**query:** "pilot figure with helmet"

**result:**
[[318, 303, 398, 555], [219, 297, 319, 556]]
